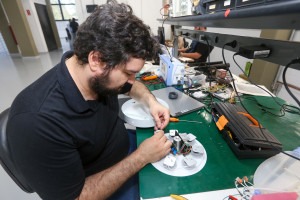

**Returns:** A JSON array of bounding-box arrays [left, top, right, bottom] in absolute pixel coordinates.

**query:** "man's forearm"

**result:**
[[129, 80, 157, 107], [77, 150, 146, 200], [180, 52, 201, 59]]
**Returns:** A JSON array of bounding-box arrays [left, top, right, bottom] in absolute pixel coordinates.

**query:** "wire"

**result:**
[[282, 59, 300, 107], [222, 44, 300, 161], [160, 16, 173, 62], [232, 53, 300, 116], [202, 36, 215, 109], [160, 4, 170, 17]]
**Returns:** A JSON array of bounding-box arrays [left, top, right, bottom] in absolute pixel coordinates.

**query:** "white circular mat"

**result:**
[[121, 98, 169, 128], [151, 133, 207, 177]]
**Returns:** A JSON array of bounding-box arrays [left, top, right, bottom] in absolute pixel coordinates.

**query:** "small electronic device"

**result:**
[[159, 54, 185, 86], [192, 144, 203, 154], [238, 45, 271, 59], [187, 133, 197, 142], [169, 129, 178, 137], [168, 92, 178, 99], [163, 154, 177, 168], [183, 155, 197, 168]]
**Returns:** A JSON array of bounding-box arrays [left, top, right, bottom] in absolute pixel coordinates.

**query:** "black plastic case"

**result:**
[[211, 102, 282, 159]]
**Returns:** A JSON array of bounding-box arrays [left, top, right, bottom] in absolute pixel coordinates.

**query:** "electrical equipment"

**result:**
[[238, 45, 271, 59], [169, 0, 194, 17], [86, 5, 97, 13], [197, 0, 287, 15], [159, 54, 185, 86]]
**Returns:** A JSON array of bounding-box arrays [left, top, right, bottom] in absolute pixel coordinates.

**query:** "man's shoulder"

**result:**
[[10, 67, 61, 115]]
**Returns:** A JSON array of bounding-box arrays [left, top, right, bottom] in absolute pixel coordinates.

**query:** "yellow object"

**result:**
[[170, 194, 188, 200], [170, 117, 202, 124]]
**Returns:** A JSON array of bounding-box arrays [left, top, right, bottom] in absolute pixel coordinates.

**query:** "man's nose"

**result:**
[[127, 74, 136, 84]]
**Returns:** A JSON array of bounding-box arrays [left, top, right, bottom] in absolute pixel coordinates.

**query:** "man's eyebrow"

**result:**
[[126, 69, 140, 74]]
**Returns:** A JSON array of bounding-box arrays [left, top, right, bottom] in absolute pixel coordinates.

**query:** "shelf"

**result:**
[[159, 0, 300, 29], [176, 28, 300, 67]]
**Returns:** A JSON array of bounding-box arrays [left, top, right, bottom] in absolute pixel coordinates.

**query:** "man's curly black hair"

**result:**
[[73, 0, 160, 69]]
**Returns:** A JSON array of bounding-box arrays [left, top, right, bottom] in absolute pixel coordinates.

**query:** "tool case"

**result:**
[[211, 102, 282, 159]]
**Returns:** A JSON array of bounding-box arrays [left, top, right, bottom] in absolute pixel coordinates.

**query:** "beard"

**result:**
[[89, 73, 124, 99]]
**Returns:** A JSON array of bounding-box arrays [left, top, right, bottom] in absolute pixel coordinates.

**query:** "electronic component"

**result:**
[[187, 133, 197, 142], [163, 154, 176, 168], [183, 155, 197, 168], [238, 45, 271, 59], [192, 144, 203, 155], [168, 91, 178, 99], [159, 54, 185, 86], [169, 129, 178, 137], [173, 136, 183, 152]]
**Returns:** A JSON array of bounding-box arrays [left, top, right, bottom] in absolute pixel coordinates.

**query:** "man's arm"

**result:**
[[76, 131, 171, 200], [128, 81, 170, 130], [179, 51, 202, 60]]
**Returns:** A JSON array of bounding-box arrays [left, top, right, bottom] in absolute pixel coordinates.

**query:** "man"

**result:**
[[7, 1, 171, 200], [70, 17, 79, 40], [178, 26, 213, 62]]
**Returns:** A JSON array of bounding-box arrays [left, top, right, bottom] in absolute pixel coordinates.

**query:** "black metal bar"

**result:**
[[158, 0, 300, 29], [177, 28, 300, 67]]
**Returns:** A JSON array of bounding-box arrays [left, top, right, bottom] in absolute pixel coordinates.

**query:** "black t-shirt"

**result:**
[[186, 40, 213, 62], [7, 51, 129, 200]]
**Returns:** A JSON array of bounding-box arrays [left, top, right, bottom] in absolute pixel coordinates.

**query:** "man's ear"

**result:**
[[88, 51, 105, 72]]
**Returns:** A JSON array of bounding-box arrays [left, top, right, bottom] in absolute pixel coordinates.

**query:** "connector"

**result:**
[[200, 35, 207, 41], [225, 40, 237, 48], [238, 45, 271, 59]]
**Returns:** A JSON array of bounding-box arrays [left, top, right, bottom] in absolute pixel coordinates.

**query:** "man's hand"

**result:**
[[128, 81, 170, 129], [136, 130, 172, 164], [149, 100, 170, 130]]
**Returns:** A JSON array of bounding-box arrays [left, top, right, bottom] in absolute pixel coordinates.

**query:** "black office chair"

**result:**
[[0, 108, 34, 193]]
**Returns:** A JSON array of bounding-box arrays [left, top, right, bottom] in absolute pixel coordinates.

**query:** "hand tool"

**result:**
[[170, 194, 188, 200], [170, 117, 202, 124]]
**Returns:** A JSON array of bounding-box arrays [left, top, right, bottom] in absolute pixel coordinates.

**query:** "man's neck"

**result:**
[[65, 55, 98, 100]]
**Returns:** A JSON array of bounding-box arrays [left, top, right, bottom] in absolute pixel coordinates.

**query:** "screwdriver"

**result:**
[[170, 117, 202, 124]]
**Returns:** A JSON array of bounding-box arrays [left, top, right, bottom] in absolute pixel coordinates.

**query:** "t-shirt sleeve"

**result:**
[[195, 42, 209, 57], [7, 113, 85, 200]]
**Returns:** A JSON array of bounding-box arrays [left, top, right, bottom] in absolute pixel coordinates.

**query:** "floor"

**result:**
[[0, 38, 70, 200]]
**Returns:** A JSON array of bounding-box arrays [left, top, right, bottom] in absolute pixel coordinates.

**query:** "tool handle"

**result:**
[[170, 194, 188, 200], [170, 117, 179, 122], [141, 75, 158, 81], [237, 112, 260, 127]]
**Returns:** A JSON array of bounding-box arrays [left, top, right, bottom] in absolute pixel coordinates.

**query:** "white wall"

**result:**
[[75, 0, 163, 37], [21, 0, 48, 53]]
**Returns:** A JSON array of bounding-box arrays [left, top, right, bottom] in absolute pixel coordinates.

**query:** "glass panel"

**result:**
[[51, 5, 63, 20], [61, 5, 77, 20], [60, 0, 75, 4], [50, 0, 59, 4]]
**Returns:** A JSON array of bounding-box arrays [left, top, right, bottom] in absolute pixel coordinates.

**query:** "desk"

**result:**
[[137, 95, 300, 199]]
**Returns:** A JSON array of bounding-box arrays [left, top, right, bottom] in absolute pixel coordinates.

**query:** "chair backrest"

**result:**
[[0, 108, 34, 193]]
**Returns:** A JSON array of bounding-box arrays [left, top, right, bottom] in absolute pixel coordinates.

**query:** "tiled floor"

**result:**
[[0, 39, 70, 199]]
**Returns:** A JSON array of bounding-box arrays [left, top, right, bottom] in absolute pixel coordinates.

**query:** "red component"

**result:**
[[229, 195, 238, 200], [225, 9, 230, 17], [26, 9, 31, 16]]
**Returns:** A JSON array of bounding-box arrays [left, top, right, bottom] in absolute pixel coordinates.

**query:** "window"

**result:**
[[50, 0, 77, 21]]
